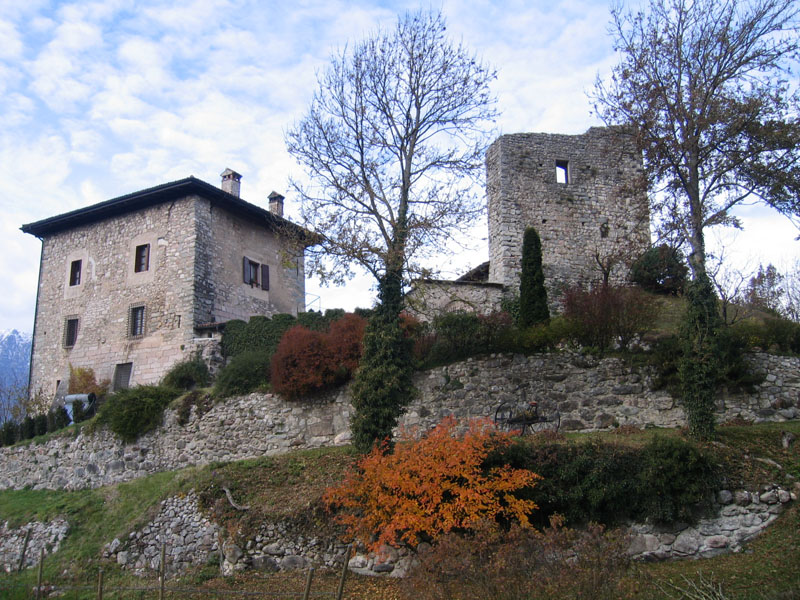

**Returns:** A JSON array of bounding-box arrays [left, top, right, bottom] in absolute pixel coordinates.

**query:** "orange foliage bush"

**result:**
[[323, 417, 540, 552], [68, 365, 110, 398], [270, 313, 367, 398]]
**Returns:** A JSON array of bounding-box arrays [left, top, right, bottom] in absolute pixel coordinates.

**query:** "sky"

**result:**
[[1, 0, 797, 333]]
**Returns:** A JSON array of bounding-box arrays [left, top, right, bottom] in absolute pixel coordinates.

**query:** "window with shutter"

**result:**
[[261, 264, 270, 290]]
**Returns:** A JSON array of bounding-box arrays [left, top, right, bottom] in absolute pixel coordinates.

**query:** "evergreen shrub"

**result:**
[[20, 416, 36, 440], [34, 413, 48, 437], [0, 420, 17, 446], [97, 385, 179, 442], [162, 355, 210, 390], [47, 406, 71, 432], [213, 351, 271, 398], [630, 245, 688, 295], [519, 227, 549, 327], [488, 435, 717, 526], [680, 274, 722, 439]]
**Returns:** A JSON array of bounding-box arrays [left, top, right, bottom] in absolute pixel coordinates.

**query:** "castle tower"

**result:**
[[487, 127, 651, 300]]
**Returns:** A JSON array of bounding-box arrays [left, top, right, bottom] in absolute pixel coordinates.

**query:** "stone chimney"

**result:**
[[268, 191, 284, 217], [221, 168, 242, 197]]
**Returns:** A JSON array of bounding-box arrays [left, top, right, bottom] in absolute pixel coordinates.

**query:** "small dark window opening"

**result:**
[[134, 244, 150, 272], [129, 305, 145, 337], [600, 220, 610, 238], [64, 317, 79, 348], [555, 160, 569, 184], [113, 363, 133, 390], [69, 260, 82, 286]]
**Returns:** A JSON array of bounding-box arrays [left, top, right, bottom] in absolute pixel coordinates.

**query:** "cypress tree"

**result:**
[[519, 227, 549, 327]]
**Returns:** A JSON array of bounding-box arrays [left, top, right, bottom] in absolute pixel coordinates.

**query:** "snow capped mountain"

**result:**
[[0, 329, 32, 389]]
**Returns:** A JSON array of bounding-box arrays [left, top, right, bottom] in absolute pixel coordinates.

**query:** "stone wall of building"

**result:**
[[405, 281, 504, 320], [29, 198, 200, 397], [28, 191, 305, 399], [486, 127, 650, 303], [199, 199, 306, 323]]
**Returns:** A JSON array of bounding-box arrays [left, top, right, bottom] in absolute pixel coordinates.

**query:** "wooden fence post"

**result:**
[[17, 528, 32, 573], [34, 548, 44, 600], [96, 568, 104, 600], [335, 545, 351, 600], [159, 543, 166, 600], [302, 566, 315, 600]]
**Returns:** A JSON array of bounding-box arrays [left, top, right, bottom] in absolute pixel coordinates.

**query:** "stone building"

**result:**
[[22, 170, 308, 398], [408, 126, 651, 317]]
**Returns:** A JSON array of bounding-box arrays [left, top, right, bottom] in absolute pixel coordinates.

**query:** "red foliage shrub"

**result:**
[[326, 313, 367, 374], [271, 325, 331, 398], [270, 313, 368, 398], [323, 417, 540, 552]]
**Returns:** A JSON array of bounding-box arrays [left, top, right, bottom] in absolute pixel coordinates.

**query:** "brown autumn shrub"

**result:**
[[270, 313, 368, 398], [562, 284, 657, 353], [68, 365, 110, 399], [323, 417, 540, 552], [404, 515, 630, 600]]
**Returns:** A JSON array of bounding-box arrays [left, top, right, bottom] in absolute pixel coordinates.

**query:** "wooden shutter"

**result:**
[[261, 264, 270, 290], [243, 256, 250, 284]]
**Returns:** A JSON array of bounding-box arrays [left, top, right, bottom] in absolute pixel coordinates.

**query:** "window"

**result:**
[[129, 304, 146, 337], [242, 257, 270, 290], [113, 363, 133, 390], [555, 160, 569, 184], [63, 317, 79, 348], [134, 244, 150, 273], [69, 260, 82, 286]]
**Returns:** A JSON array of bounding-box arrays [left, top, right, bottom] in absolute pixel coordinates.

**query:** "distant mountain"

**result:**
[[0, 329, 32, 390]]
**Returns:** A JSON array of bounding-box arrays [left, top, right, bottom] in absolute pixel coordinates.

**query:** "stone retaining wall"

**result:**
[[103, 484, 797, 578], [0, 519, 69, 573], [101, 490, 350, 578], [0, 352, 797, 492], [628, 485, 796, 561]]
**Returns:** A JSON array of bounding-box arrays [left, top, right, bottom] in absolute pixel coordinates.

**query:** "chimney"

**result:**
[[220, 168, 242, 197], [268, 191, 284, 218]]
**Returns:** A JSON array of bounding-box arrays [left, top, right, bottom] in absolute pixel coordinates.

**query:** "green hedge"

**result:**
[[96, 385, 179, 442], [487, 435, 719, 526]]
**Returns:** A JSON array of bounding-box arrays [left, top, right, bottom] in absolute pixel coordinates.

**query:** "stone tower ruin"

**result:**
[[487, 126, 651, 299]]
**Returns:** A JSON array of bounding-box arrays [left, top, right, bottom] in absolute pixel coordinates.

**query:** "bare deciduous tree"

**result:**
[[593, 0, 800, 281], [286, 9, 498, 312]]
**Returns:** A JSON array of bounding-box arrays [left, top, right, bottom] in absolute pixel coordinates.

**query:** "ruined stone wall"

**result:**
[[487, 127, 650, 302], [29, 198, 199, 396], [405, 281, 504, 320]]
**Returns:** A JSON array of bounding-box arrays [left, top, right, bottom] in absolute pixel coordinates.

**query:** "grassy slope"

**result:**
[[0, 422, 798, 599]]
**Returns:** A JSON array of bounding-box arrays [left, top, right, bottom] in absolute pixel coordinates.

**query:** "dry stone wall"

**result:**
[[0, 352, 797, 492], [0, 519, 69, 573]]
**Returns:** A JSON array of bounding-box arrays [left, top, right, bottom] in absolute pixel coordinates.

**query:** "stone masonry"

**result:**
[[0, 352, 796, 492], [410, 127, 651, 317], [487, 127, 651, 300], [23, 174, 306, 398]]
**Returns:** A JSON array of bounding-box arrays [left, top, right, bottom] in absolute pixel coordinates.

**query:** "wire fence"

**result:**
[[0, 545, 353, 600]]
